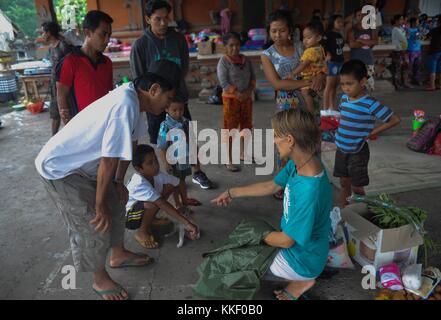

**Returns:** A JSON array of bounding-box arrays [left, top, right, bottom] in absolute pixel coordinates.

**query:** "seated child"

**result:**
[[158, 99, 213, 206], [125, 144, 199, 249], [217, 31, 256, 172], [334, 60, 401, 208], [291, 22, 328, 113]]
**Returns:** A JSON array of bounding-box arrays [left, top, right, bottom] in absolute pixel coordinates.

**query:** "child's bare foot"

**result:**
[[134, 233, 159, 249], [93, 271, 129, 301]]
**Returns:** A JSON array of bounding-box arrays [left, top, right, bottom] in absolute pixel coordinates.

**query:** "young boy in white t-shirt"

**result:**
[[126, 144, 199, 249]]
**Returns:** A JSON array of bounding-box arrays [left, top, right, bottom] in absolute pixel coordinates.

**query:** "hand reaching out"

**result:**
[[211, 190, 233, 207]]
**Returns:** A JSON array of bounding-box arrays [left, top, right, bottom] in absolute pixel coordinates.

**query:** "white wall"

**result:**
[[420, 0, 441, 17]]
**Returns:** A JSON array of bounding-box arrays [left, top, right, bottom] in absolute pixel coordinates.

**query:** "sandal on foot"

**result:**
[[225, 164, 240, 172], [93, 285, 129, 300], [274, 289, 299, 301], [135, 234, 160, 249], [110, 255, 155, 269]]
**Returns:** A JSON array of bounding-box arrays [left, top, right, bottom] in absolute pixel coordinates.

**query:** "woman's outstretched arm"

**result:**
[[211, 180, 282, 207]]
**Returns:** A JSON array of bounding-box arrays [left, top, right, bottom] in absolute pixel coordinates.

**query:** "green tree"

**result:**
[[55, 0, 87, 30], [0, 0, 38, 38]]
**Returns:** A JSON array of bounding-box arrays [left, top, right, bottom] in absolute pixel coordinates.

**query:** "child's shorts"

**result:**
[[126, 201, 145, 230], [327, 61, 344, 77], [170, 166, 192, 179], [428, 52, 441, 74], [223, 97, 253, 131], [333, 143, 370, 187]]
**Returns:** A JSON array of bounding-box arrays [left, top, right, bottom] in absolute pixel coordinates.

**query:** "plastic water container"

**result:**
[[412, 109, 426, 136]]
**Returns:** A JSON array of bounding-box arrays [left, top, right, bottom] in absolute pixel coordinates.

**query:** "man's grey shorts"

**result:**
[[41, 174, 125, 272]]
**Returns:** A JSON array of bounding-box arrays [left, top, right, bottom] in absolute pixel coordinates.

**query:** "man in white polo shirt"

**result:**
[[35, 61, 179, 300]]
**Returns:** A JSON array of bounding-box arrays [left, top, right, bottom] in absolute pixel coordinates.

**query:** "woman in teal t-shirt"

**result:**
[[212, 108, 333, 300]]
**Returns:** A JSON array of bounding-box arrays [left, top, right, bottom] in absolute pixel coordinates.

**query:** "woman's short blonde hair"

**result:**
[[271, 108, 321, 155]]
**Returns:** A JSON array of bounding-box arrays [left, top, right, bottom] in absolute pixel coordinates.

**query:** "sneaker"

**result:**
[[192, 171, 212, 189]]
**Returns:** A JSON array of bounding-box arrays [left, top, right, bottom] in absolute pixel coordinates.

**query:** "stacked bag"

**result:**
[[407, 117, 441, 156]]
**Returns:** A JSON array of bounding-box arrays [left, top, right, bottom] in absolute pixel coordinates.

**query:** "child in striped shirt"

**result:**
[[334, 60, 401, 208]]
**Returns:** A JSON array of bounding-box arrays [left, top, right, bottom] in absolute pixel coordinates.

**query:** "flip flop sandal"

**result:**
[[134, 235, 160, 249], [110, 255, 155, 269], [93, 285, 129, 300], [185, 198, 202, 206], [274, 289, 299, 301]]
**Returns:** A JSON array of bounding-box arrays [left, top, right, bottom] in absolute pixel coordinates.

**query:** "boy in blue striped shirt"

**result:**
[[334, 60, 401, 207]]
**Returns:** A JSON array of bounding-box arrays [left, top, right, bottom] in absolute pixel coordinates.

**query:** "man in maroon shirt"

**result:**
[[56, 10, 114, 124]]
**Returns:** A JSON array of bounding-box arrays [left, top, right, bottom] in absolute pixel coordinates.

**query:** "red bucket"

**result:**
[[26, 101, 44, 114]]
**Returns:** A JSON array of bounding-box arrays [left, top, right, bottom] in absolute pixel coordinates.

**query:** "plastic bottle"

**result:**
[[412, 109, 426, 136]]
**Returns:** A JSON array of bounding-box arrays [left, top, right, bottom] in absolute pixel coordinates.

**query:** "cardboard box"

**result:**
[[341, 203, 424, 270], [197, 41, 213, 55], [215, 42, 226, 54]]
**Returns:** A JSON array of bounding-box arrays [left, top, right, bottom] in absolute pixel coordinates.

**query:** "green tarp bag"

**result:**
[[193, 219, 278, 300]]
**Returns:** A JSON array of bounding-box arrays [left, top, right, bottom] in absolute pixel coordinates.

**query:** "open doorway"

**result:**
[[242, 0, 266, 30], [343, 0, 363, 17]]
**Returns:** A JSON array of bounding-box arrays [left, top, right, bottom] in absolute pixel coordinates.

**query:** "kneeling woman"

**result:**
[[212, 108, 332, 300]]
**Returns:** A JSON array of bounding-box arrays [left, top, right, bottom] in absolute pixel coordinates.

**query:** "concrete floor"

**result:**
[[0, 88, 440, 300]]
